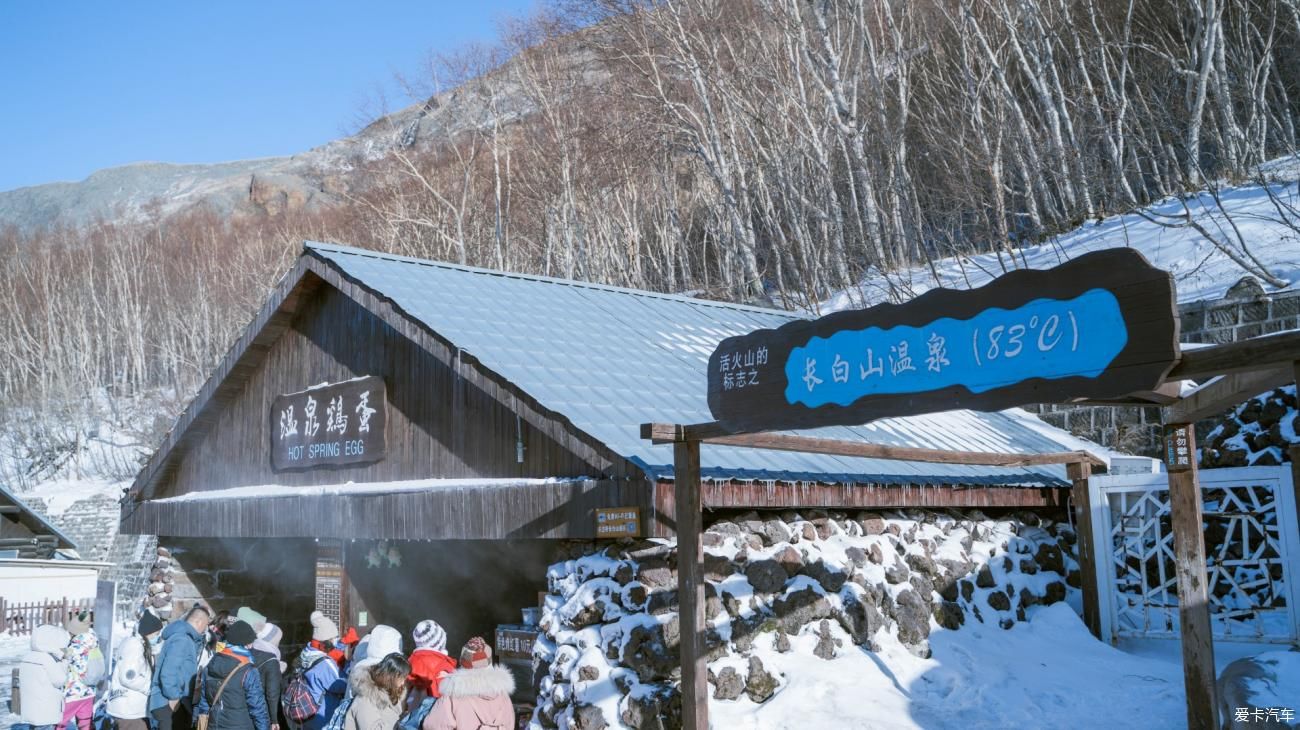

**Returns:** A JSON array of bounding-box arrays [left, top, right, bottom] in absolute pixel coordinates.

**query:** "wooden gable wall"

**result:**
[[155, 279, 640, 499]]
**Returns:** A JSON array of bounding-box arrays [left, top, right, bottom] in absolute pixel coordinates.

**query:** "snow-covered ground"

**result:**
[[713, 605, 1297, 729], [0, 633, 25, 730], [823, 160, 1300, 312]]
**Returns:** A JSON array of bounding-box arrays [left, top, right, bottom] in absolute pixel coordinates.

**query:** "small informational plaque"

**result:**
[[1163, 423, 1194, 473], [596, 507, 642, 538]]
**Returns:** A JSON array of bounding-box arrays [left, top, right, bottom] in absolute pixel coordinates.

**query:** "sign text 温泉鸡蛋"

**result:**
[[707, 248, 1180, 433], [272, 376, 387, 470]]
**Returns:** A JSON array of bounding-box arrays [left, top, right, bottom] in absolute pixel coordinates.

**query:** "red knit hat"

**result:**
[[460, 636, 492, 669]]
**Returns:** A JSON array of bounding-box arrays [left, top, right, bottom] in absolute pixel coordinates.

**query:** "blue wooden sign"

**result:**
[[708, 249, 1179, 433]]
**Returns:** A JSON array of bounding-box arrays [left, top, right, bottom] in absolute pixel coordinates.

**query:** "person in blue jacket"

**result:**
[[297, 611, 349, 730], [196, 621, 269, 730], [148, 603, 213, 730]]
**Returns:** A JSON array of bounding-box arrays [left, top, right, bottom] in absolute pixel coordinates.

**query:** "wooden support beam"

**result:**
[[641, 422, 1104, 468], [1289, 361, 1300, 586], [1164, 424, 1219, 730], [673, 440, 707, 730], [0, 505, 20, 514], [1167, 366, 1293, 424], [1066, 462, 1101, 639], [1061, 381, 1185, 407], [1167, 330, 1300, 381]]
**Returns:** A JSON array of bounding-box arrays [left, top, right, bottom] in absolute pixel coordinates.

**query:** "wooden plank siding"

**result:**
[[121, 478, 654, 540], [646, 480, 1070, 538], [155, 284, 622, 496]]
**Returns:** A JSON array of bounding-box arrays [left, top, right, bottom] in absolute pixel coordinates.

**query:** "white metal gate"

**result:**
[[1089, 466, 1300, 644]]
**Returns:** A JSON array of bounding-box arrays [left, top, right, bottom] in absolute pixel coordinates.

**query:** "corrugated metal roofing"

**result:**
[[308, 242, 1087, 487]]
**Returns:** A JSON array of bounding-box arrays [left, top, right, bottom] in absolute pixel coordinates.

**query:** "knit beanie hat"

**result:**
[[310, 610, 340, 643], [236, 607, 268, 633], [225, 620, 257, 647], [459, 636, 492, 669], [256, 622, 283, 648], [138, 611, 164, 637], [65, 609, 92, 636], [413, 619, 447, 652], [354, 625, 403, 670]]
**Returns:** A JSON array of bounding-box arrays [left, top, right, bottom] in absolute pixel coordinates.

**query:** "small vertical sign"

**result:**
[[315, 541, 343, 628], [1163, 424, 1194, 472]]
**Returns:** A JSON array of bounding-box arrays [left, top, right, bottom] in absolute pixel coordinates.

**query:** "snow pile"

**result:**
[[1201, 385, 1297, 467], [822, 170, 1300, 312], [530, 508, 1082, 729]]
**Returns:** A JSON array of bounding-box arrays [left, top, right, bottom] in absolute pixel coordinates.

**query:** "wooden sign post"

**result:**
[[654, 249, 1184, 730], [708, 249, 1179, 432], [1162, 424, 1219, 730]]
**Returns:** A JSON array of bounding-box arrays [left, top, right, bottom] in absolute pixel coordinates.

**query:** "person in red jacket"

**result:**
[[407, 620, 456, 703]]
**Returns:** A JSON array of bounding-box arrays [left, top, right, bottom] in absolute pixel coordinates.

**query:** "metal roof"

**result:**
[[308, 242, 1092, 487]]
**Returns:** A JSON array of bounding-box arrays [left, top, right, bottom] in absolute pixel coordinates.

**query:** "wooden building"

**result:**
[[119, 242, 1108, 646], [1, 484, 77, 559]]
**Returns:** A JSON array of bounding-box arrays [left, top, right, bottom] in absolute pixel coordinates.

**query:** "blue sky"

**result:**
[[0, 1, 538, 192]]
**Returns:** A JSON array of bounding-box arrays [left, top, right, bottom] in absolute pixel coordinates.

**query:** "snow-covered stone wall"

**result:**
[[530, 508, 1081, 730], [1201, 384, 1297, 467]]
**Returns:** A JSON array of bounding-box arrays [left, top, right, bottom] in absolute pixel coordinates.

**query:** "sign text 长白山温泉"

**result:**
[[708, 249, 1180, 433]]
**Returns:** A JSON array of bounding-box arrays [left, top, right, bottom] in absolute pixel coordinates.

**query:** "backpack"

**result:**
[[282, 657, 328, 723], [398, 696, 435, 730], [321, 695, 353, 730]]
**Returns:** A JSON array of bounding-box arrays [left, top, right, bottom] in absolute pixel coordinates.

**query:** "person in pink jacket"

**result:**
[[420, 637, 514, 730]]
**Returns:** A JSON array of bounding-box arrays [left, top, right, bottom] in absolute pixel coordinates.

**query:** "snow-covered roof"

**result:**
[[152, 477, 582, 503], [0, 483, 78, 550], [306, 242, 1108, 487]]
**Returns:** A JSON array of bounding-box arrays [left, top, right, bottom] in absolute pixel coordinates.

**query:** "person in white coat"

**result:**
[[107, 612, 166, 730], [17, 624, 71, 730]]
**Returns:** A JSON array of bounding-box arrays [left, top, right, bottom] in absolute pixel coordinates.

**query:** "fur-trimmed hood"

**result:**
[[438, 665, 515, 699], [350, 665, 403, 710]]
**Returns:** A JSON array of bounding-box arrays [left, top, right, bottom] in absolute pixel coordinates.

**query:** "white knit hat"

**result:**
[[353, 625, 403, 670], [310, 610, 340, 643], [413, 619, 447, 652]]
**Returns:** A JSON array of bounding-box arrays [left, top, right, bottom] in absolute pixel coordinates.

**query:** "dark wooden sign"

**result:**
[[1163, 423, 1194, 473], [595, 507, 642, 538], [708, 248, 1180, 433], [495, 625, 541, 660], [272, 376, 387, 470]]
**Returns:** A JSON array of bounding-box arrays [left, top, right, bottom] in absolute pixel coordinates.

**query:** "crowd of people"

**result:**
[[14, 605, 515, 730]]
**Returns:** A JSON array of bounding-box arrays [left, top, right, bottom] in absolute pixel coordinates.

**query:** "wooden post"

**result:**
[[1290, 362, 1300, 546], [1165, 424, 1219, 730], [673, 439, 707, 730], [1067, 462, 1101, 638]]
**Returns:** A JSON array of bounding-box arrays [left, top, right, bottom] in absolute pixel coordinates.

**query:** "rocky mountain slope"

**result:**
[[0, 56, 545, 232]]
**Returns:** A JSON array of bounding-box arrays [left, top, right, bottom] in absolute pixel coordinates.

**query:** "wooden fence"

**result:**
[[0, 597, 94, 636]]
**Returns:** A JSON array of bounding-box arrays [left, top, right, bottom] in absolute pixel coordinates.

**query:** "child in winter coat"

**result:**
[[107, 611, 165, 730], [407, 620, 456, 703], [16, 624, 71, 730], [342, 654, 410, 730], [62, 610, 106, 730], [297, 611, 349, 730], [420, 638, 514, 730]]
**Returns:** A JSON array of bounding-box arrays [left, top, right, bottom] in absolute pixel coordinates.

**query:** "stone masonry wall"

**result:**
[[1030, 284, 1300, 457]]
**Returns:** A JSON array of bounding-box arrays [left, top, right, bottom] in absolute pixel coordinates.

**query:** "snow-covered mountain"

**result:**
[[0, 56, 546, 232]]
